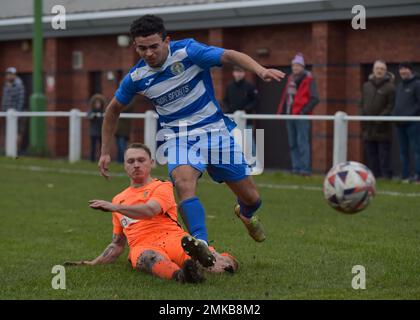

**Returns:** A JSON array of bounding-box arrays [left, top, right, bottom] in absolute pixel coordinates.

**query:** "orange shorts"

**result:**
[[129, 230, 190, 269]]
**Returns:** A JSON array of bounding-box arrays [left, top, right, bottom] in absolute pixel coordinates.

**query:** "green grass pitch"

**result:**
[[1, 156, 419, 299]]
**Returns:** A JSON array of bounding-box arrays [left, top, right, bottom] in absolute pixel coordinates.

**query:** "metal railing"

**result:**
[[1, 109, 420, 167], [0, 108, 158, 162], [238, 111, 420, 167]]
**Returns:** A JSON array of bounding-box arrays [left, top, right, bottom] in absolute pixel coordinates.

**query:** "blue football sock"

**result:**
[[238, 198, 262, 219], [179, 196, 208, 244]]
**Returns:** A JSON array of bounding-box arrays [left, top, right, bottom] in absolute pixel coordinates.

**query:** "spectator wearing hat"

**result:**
[[277, 53, 319, 176], [393, 62, 420, 183], [2, 67, 26, 153], [1, 67, 25, 112]]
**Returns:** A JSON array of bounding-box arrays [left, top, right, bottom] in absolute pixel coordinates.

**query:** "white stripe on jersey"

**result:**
[[142, 64, 203, 98], [155, 80, 206, 116], [119, 215, 139, 228], [161, 48, 188, 69], [164, 118, 230, 139], [130, 67, 154, 82], [161, 100, 218, 128]]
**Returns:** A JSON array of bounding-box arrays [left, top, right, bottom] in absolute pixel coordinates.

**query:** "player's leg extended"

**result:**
[[163, 231, 215, 268], [167, 137, 216, 266], [136, 249, 204, 283], [180, 242, 239, 274], [166, 231, 237, 273], [135, 249, 178, 280], [171, 165, 209, 245], [206, 131, 265, 242], [226, 177, 266, 242]]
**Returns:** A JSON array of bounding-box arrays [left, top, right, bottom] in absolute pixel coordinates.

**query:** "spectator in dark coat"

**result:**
[[393, 62, 420, 183], [360, 60, 395, 179], [223, 66, 259, 162], [2, 67, 26, 153], [1, 67, 25, 112], [223, 66, 258, 115], [88, 94, 106, 162]]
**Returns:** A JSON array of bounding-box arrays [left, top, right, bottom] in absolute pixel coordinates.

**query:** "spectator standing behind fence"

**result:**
[[223, 65, 258, 115], [360, 60, 395, 179], [393, 62, 420, 184], [1, 67, 25, 112], [88, 94, 106, 162], [277, 53, 319, 176], [2, 67, 26, 153], [115, 103, 133, 163], [223, 66, 259, 160]]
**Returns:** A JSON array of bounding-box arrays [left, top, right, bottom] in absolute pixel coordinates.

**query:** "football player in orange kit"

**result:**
[[65, 143, 237, 283]]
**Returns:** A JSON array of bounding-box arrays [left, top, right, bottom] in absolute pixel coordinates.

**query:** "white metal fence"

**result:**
[[1, 109, 420, 168], [0, 108, 158, 162]]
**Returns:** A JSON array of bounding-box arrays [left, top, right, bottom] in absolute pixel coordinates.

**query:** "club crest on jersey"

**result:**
[[170, 62, 184, 75]]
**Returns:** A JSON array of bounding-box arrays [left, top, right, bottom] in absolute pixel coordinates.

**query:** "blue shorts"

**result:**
[[164, 131, 250, 183]]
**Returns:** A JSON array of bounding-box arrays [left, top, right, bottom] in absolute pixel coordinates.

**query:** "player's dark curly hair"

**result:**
[[129, 15, 167, 40]]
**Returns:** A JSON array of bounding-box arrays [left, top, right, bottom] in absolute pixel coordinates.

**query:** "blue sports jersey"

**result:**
[[115, 38, 236, 136]]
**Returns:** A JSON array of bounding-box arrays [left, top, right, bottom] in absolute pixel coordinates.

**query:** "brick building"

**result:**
[[0, 0, 419, 172]]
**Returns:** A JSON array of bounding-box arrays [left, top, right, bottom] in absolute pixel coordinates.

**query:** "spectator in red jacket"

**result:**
[[277, 53, 319, 176]]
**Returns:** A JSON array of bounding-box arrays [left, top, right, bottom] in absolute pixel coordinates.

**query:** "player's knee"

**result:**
[[136, 250, 164, 273], [173, 177, 197, 199]]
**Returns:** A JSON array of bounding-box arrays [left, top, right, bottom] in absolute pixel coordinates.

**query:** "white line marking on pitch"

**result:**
[[2, 163, 420, 198]]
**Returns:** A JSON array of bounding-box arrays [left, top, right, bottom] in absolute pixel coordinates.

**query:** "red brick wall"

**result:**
[[0, 40, 33, 74], [206, 17, 420, 172], [1, 16, 420, 170], [238, 23, 313, 66]]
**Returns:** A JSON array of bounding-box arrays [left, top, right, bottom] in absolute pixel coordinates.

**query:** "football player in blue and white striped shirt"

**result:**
[[99, 15, 285, 266]]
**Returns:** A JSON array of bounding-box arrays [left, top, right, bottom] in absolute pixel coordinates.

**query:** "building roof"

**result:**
[[0, 0, 242, 19], [0, 0, 419, 41]]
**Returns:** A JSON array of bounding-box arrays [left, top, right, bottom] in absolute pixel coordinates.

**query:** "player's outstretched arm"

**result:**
[[64, 233, 126, 266], [88, 199, 162, 220], [98, 97, 125, 179], [221, 49, 285, 83]]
